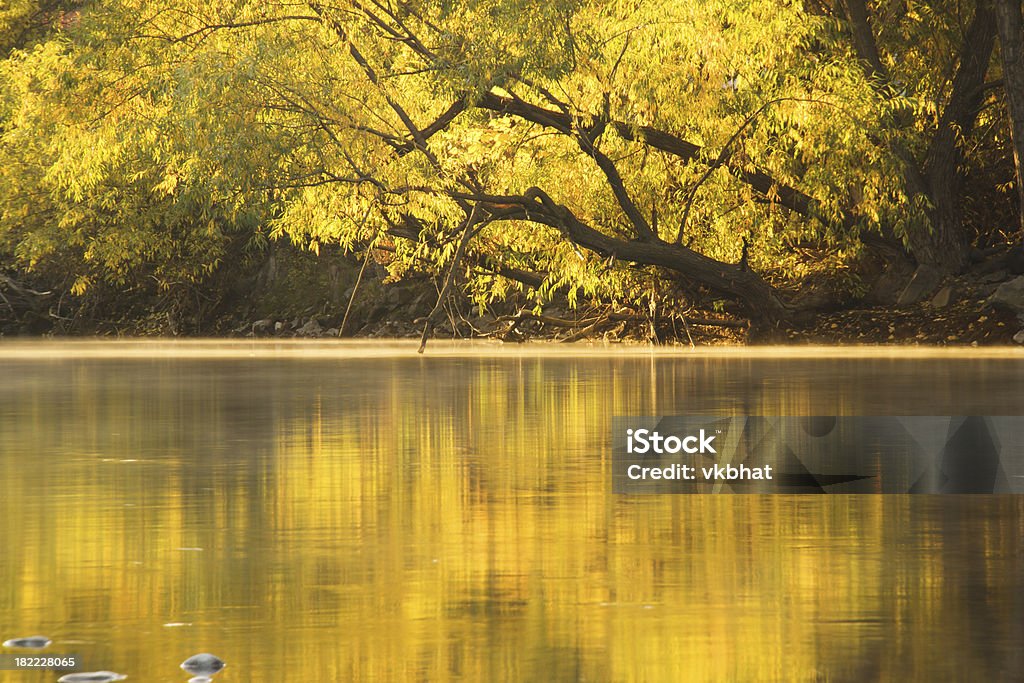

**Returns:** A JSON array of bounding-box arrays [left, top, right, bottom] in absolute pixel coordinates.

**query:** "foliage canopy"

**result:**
[[0, 0, 1018, 326]]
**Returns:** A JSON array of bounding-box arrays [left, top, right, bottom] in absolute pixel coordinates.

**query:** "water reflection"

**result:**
[[0, 345, 1022, 681]]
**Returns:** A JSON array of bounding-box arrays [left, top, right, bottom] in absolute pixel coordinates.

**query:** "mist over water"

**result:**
[[1, 343, 1022, 681]]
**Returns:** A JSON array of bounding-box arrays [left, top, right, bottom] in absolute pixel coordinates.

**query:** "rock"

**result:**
[[181, 653, 226, 677], [251, 319, 272, 334], [930, 285, 953, 308], [58, 673, 127, 683], [979, 269, 1008, 284], [325, 328, 339, 337], [897, 265, 942, 305], [296, 318, 323, 337], [1013, 329, 1024, 344], [989, 276, 1024, 313], [2, 636, 50, 648], [863, 253, 916, 305], [1008, 246, 1024, 274]]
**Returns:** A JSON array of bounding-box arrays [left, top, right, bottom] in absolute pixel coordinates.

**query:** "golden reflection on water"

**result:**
[[0, 345, 1023, 682]]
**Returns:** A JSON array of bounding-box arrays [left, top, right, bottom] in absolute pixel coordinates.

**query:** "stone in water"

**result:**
[[57, 673, 127, 683], [2, 635, 51, 648], [180, 653, 225, 676]]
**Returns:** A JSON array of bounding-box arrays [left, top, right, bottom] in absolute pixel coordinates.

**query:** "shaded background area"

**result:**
[[1, 347, 1023, 681]]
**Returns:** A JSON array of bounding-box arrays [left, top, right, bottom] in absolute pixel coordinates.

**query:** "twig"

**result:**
[[678, 314, 696, 349], [492, 311, 601, 327], [674, 96, 830, 244], [418, 207, 479, 353], [491, 309, 746, 340], [340, 245, 374, 337], [560, 318, 605, 343]]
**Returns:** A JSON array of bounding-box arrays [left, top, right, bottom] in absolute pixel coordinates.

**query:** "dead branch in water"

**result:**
[[489, 307, 746, 342]]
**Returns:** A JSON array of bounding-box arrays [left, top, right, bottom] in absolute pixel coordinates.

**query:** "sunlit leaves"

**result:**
[[0, 0, 995, 309]]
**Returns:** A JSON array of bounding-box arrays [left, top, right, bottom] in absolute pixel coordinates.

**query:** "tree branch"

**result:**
[[145, 15, 322, 44], [433, 187, 787, 322], [478, 92, 855, 231]]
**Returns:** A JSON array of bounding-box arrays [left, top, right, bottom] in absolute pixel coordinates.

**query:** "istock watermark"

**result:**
[[612, 416, 1024, 494], [625, 428, 717, 455]]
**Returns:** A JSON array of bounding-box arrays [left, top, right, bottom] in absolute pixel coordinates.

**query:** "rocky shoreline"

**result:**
[[222, 273, 1024, 347], [6, 247, 1024, 346]]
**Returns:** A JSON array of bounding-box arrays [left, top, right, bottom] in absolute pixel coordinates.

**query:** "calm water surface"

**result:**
[[1, 342, 1023, 682]]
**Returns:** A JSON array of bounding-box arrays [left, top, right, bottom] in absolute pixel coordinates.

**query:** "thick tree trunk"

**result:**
[[907, 141, 976, 273], [844, 0, 997, 275], [995, 0, 1024, 235], [911, 1, 997, 273]]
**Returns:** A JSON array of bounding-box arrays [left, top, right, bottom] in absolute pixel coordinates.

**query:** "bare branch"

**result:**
[[140, 15, 322, 44]]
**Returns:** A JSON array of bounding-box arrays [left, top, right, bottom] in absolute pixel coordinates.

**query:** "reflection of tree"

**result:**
[[0, 356, 1022, 679]]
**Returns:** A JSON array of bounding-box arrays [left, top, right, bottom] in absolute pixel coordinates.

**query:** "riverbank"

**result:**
[[4, 293, 1020, 346], [114, 265, 1024, 346], [4, 243, 1024, 346]]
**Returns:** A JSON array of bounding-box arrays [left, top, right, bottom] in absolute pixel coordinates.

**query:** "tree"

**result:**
[[0, 9, 274, 303], [995, 0, 1024, 237], [836, 0, 998, 276], [179, 0, 892, 325], [1, 0, 1018, 333]]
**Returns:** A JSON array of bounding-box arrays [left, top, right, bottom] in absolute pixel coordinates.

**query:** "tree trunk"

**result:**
[[909, 0, 998, 273], [995, 0, 1024, 236], [843, 0, 997, 275]]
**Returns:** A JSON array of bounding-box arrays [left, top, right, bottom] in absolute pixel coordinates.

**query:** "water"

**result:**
[[1, 342, 1022, 682]]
